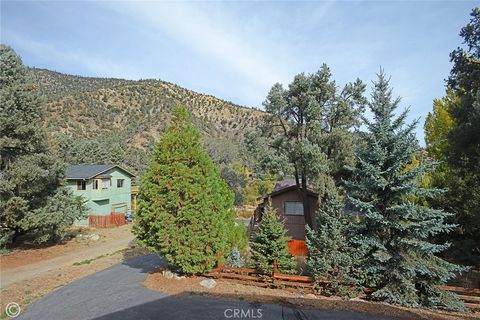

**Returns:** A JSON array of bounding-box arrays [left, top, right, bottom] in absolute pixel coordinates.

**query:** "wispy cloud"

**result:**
[[2, 29, 142, 79], [103, 1, 312, 103]]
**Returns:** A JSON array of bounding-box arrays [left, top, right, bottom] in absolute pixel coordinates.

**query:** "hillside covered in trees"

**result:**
[[30, 68, 265, 176]]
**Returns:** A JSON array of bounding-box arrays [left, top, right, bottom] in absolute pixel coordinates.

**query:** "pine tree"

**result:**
[[133, 106, 237, 274], [433, 8, 480, 266], [345, 71, 466, 310], [261, 65, 366, 227], [0, 45, 87, 246], [250, 201, 296, 274], [306, 189, 360, 297]]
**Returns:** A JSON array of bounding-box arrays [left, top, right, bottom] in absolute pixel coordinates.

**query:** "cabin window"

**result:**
[[101, 179, 109, 190], [92, 180, 99, 190], [284, 201, 304, 215], [117, 179, 124, 188], [77, 180, 86, 190]]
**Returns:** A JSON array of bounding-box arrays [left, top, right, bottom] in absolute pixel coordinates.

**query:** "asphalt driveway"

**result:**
[[17, 255, 398, 320]]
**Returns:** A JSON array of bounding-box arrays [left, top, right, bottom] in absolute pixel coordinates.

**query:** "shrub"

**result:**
[[250, 201, 296, 274], [20, 188, 88, 244], [226, 247, 245, 268], [228, 223, 248, 251]]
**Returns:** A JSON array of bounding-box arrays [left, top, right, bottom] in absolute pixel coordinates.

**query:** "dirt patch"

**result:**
[[0, 244, 149, 316], [0, 225, 133, 270], [144, 271, 478, 320]]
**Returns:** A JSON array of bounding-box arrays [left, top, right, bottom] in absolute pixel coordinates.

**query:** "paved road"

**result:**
[[17, 255, 398, 320], [1, 235, 135, 289]]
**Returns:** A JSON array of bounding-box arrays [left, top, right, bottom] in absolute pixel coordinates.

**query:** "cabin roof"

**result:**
[[272, 178, 315, 191], [65, 164, 135, 180], [265, 179, 317, 199]]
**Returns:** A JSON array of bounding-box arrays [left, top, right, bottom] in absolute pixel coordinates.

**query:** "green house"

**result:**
[[65, 164, 135, 226]]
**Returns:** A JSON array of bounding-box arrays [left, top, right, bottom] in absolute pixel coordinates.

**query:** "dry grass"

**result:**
[[1, 225, 133, 270], [236, 209, 253, 219]]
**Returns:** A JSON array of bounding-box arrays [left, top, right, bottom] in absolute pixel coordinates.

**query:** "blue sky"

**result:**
[[1, 1, 477, 144]]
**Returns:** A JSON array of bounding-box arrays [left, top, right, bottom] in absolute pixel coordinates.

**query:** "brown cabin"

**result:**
[[250, 179, 319, 241]]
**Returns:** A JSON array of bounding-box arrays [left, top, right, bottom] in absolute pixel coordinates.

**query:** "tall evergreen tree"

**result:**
[[133, 106, 237, 274], [345, 71, 466, 310], [250, 201, 297, 274], [440, 8, 479, 265], [448, 9, 480, 151], [0, 45, 86, 246], [261, 65, 366, 227], [306, 188, 360, 297]]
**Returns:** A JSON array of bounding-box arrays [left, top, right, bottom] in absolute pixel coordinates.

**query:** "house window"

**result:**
[[93, 180, 99, 190], [117, 179, 124, 188], [101, 179, 109, 190], [284, 201, 304, 215], [77, 180, 86, 190]]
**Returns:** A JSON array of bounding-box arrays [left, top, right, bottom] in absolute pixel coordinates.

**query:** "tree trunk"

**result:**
[[294, 168, 313, 229], [301, 175, 313, 229]]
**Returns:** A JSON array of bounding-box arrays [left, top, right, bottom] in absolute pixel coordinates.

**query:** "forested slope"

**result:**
[[31, 68, 265, 175]]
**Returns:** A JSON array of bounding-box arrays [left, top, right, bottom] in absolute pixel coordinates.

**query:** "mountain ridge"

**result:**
[[30, 67, 258, 111], [29, 68, 266, 174]]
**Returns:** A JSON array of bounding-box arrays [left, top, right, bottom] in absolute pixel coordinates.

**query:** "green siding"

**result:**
[[67, 167, 133, 226]]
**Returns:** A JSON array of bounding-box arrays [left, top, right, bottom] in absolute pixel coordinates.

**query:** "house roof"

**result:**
[[65, 164, 135, 180], [273, 179, 295, 192], [265, 179, 317, 199]]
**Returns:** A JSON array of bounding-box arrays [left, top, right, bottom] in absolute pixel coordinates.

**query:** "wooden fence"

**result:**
[[438, 285, 480, 310], [88, 213, 125, 228], [206, 257, 480, 310], [207, 257, 325, 292]]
